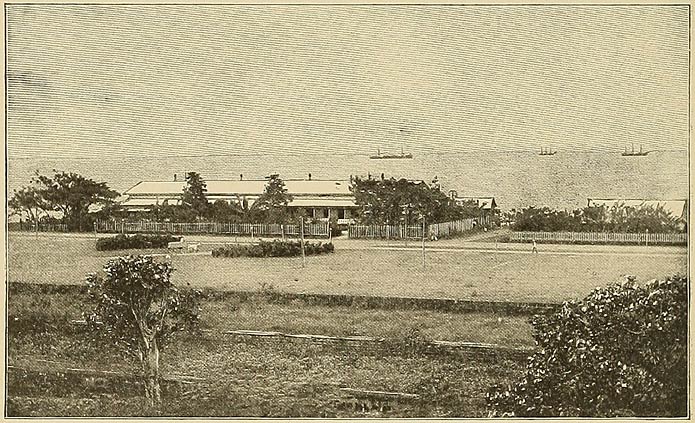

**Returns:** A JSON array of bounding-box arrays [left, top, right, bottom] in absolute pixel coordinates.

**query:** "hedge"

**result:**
[[487, 275, 687, 417], [95, 234, 182, 251], [212, 240, 334, 258]]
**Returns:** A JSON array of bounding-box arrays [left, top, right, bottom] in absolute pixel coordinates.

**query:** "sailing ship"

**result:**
[[370, 147, 413, 160], [539, 147, 556, 156], [621, 143, 649, 156]]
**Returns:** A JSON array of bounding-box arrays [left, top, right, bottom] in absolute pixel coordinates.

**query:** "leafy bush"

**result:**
[[95, 234, 182, 251], [330, 226, 343, 237], [509, 204, 685, 233], [212, 240, 334, 258], [85, 255, 201, 406], [487, 275, 687, 417]]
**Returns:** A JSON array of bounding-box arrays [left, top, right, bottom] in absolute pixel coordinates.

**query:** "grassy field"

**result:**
[[8, 284, 529, 417], [8, 233, 687, 303], [7, 232, 686, 416]]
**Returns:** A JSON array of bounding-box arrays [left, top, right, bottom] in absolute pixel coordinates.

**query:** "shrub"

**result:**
[[487, 275, 687, 417], [330, 226, 343, 237], [509, 204, 685, 234], [212, 240, 334, 258], [95, 234, 181, 251], [84, 255, 201, 406]]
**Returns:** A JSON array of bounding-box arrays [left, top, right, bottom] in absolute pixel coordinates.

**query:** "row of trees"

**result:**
[[10, 170, 684, 234], [508, 204, 685, 233], [10, 171, 488, 230], [8, 171, 301, 228]]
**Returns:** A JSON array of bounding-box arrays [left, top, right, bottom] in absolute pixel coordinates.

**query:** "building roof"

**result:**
[[587, 199, 687, 219], [125, 179, 353, 196], [120, 197, 179, 211], [289, 198, 357, 208], [455, 196, 497, 210], [121, 195, 356, 209]]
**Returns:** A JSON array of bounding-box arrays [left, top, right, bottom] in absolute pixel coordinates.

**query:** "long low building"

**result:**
[[121, 178, 359, 223]]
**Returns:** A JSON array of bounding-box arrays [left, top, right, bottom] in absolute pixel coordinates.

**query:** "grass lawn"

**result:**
[[7, 284, 529, 417], [8, 233, 687, 303]]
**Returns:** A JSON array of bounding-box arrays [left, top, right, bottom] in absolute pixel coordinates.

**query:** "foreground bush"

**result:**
[[212, 240, 334, 258], [95, 234, 181, 251], [487, 275, 687, 417], [85, 256, 201, 406]]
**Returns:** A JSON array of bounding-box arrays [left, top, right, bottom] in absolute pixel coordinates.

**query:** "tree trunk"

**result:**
[[141, 338, 161, 407]]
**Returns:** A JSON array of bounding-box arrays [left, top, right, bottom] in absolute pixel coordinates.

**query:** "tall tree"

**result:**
[[32, 170, 119, 231], [251, 174, 293, 223], [8, 185, 48, 225], [350, 176, 464, 224], [85, 256, 201, 407], [181, 172, 209, 218]]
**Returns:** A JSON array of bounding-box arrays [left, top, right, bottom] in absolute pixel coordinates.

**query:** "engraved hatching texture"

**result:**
[[6, 5, 689, 160], [5, 6, 689, 416]]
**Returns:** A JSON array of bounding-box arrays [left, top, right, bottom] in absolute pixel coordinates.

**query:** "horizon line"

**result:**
[[6, 148, 688, 161]]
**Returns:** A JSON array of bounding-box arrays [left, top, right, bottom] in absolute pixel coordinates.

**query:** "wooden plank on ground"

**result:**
[[340, 387, 420, 400]]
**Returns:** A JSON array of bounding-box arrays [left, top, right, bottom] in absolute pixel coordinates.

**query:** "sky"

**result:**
[[5, 5, 690, 159]]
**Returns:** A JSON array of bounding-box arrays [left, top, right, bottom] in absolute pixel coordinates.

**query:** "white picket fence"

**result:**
[[511, 231, 687, 245], [348, 224, 425, 239], [95, 220, 330, 238], [8, 222, 70, 232], [428, 217, 487, 238], [348, 217, 484, 240]]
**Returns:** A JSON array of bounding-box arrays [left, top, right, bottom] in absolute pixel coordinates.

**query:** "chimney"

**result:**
[[308, 173, 312, 181], [240, 174, 243, 181]]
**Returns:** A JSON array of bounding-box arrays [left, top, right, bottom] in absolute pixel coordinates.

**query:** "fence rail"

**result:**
[[348, 217, 485, 240], [8, 222, 70, 232], [348, 224, 424, 240], [428, 217, 487, 239], [510, 231, 687, 245], [95, 220, 330, 238]]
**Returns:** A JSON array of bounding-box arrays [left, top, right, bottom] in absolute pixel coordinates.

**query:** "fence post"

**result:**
[[421, 218, 426, 270], [300, 217, 306, 268]]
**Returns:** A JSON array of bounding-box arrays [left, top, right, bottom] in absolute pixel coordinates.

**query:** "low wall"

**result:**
[[8, 282, 559, 316]]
